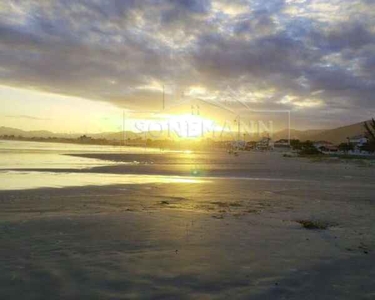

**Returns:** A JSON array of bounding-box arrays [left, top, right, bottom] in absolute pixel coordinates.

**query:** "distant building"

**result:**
[[348, 135, 368, 146], [274, 139, 291, 150], [78, 135, 93, 143], [245, 141, 257, 151], [348, 135, 368, 153], [256, 137, 273, 150], [313, 141, 338, 153], [231, 140, 246, 150]]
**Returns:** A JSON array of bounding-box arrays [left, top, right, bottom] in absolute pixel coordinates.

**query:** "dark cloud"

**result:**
[[168, 0, 211, 13], [312, 22, 375, 52], [0, 0, 375, 126]]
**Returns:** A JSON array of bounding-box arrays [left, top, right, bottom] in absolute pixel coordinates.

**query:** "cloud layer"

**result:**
[[1, 0, 375, 127]]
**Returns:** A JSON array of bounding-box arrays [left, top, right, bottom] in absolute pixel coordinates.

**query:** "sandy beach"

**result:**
[[1, 143, 375, 299]]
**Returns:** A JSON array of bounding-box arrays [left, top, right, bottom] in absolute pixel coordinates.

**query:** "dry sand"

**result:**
[[1, 151, 375, 299]]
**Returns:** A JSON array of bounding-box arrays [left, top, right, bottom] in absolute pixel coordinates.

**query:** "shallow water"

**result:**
[[0, 140, 199, 190], [0, 140, 327, 191], [0, 140, 160, 169], [0, 171, 206, 190]]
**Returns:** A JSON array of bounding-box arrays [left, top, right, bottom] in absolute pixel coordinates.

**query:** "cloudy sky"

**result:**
[[1, 0, 375, 132]]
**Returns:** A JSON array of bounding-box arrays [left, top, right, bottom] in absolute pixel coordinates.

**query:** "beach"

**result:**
[[1, 141, 375, 299]]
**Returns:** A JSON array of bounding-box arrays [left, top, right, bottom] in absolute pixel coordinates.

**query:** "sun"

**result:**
[[166, 113, 211, 124], [127, 113, 223, 140], [163, 114, 220, 139]]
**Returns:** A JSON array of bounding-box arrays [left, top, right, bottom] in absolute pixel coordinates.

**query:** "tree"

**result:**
[[338, 143, 354, 153], [299, 140, 322, 156], [363, 119, 375, 153], [290, 139, 302, 150], [364, 119, 375, 141]]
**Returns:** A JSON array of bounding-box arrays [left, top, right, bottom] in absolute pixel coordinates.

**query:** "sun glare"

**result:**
[[163, 114, 221, 139]]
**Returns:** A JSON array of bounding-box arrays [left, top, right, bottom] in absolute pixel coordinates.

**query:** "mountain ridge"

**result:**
[[0, 120, 370, 144]]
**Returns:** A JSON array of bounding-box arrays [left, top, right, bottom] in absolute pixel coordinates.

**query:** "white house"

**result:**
[[313, 141, 338, 153], [274, 139, 291, 150], [348, 135, 368, 146], [348, 135, 368, 153]]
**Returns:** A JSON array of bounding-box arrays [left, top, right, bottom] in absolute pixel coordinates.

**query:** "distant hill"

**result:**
[[274, 121, 368, 144], [0, 127, 163, 141], [0, 120, 370, 144], [0, 126, 136, 140], [91, 131, 140, 140], [273, 129, 325, 141], [0, 126, 63, 138], [309, 121, 368, 144]]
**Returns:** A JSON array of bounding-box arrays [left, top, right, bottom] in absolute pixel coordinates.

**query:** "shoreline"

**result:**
[[1, 146, 375, 298]]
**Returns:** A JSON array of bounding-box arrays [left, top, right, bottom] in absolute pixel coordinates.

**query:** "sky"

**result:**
[[1, 0, 375, 133]]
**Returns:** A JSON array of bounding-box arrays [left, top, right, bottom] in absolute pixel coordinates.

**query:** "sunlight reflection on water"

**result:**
[[0, 171, 207, 190], [0, 140, 204, 190], [0, 140, 170, 169]]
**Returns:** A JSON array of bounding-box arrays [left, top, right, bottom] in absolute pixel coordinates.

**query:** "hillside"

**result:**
[[0, 127, 61, 138], [0, 120, 371, 144], [273, 121, 369, 144], [273, 129, 325, 141], [310, 121, 368, 144]]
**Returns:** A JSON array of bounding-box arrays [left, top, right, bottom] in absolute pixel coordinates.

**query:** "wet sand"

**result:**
[[1, 151, 375, 299]]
